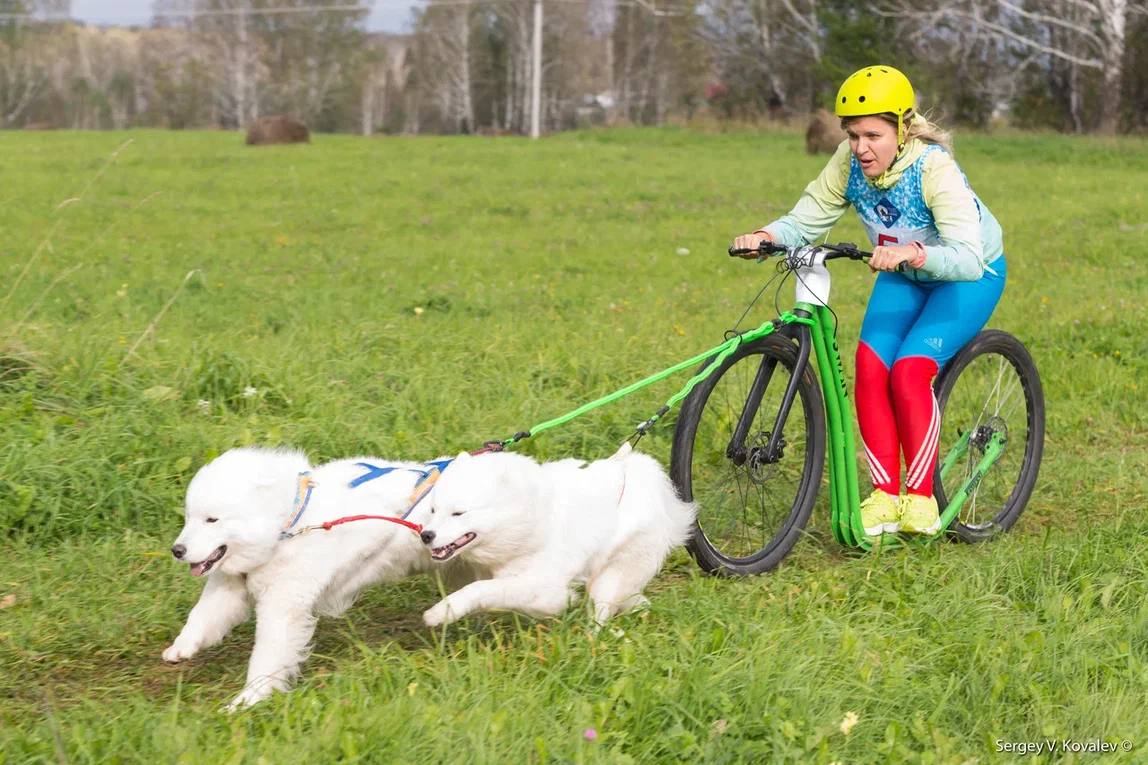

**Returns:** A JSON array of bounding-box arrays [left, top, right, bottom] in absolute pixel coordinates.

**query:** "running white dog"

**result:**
[[419, 447, 695, 627], [164, 447, 476, 710]]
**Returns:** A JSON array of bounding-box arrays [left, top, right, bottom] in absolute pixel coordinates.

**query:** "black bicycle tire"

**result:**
[[932, 329, 1045, 542], [671, 334, 826, 576]]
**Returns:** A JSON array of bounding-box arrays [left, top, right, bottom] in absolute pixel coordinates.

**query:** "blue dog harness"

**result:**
[[280, 459, 453, 540], [346, 459, 453, 491]]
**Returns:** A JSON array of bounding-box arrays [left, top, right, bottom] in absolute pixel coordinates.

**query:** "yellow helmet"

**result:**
[[835, 66, 916, 145]]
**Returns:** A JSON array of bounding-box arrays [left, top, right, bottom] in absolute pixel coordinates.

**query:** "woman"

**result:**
[[733, 66, 1005, 537]]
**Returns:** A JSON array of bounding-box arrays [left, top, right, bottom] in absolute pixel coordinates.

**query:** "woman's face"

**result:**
[[845, 116, 899, 178]]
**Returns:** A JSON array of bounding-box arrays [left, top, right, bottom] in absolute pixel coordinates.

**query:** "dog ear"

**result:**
[[493, 456, 517, 490]]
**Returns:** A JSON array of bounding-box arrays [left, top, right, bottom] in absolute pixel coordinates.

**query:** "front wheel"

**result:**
[[671, 334, 826, 576], [933, 330, 1045, 542]]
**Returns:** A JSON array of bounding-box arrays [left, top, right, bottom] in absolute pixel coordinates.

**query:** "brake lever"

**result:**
[[825, 241, 862, 257], [819, 241, 909, 272], [728, 242, 785, 258]]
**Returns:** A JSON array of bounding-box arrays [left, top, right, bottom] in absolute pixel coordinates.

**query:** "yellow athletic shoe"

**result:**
[[860, 489, 900, 536], [899, 494, 941, 535]]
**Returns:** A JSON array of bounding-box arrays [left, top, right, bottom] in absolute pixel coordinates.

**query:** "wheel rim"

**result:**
[[689, 348, 813, 562], [936, 349, 1034, 530]]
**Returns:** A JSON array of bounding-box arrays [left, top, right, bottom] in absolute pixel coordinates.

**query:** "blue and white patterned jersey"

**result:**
[[764, 140, 1004, 282]]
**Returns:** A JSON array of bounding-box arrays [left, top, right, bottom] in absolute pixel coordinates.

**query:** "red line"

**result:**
[[322, 515, 423, 534]]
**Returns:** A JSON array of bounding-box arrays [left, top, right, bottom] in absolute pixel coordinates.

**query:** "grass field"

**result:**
[[2, 127, 1147, 763]]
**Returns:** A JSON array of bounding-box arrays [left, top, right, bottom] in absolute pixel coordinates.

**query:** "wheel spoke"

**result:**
[[994, 368, 1021, 418], [712, 470, 734, 519], [754, 475, 770, 550], [972, 354, 1006, 434], [734, 466, 750, 546], [1002, 386, 1026, 424]]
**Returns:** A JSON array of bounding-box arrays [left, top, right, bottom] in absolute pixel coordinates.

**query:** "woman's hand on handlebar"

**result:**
[[731, 230, 774, 260], [869, 244, 917, 273]]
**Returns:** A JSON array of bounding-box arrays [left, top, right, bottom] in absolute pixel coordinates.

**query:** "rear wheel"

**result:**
[[671, 334, 825, 575], [933, 330, 1044, 542]]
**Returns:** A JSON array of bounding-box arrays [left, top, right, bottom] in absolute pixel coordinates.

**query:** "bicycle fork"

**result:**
[[724, 323, 811, 471], [723, 308, 866, 546]]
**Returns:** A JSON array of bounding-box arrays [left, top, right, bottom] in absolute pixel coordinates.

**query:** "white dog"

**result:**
[[164, 447, 476, 710], [419, 447, 695, 627]]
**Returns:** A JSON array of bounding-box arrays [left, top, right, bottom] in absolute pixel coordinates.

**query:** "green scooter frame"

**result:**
[[771, 301, 1008, 549]]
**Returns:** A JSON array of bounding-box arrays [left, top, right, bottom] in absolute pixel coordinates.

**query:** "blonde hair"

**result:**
[[842, 109, 953, 155]]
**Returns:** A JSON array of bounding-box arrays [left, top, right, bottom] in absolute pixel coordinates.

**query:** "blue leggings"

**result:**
[[859, 258, 1007, 370], [855, 258, 1006, 496]]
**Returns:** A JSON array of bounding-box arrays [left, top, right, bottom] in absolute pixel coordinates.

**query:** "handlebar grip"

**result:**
[[729, 241, 785, 257], [895, 261, 908, 273], [729, 245, 771, 257]]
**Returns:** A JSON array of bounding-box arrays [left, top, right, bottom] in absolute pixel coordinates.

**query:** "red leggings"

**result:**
[[856, 346, 939, 497], [855, 265, 1006, 497]]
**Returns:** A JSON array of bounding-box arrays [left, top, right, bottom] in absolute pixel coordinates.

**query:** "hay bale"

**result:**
[[245, 116, 310, 146], [23, 122, 56, 131], [805, 109, 845, 155]]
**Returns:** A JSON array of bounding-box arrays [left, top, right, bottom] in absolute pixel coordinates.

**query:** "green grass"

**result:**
[[2, 127, 1147, 763]]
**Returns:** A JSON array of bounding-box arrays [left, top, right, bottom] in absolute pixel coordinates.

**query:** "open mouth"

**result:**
[[189, 545, 227, 576], [430, 533, 476, 562]]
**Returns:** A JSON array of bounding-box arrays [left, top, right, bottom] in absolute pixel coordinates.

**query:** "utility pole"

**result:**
[[236, 1, 249, 128], [530, 0, 542, 138]]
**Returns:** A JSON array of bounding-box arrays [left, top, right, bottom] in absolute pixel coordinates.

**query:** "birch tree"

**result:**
[[411, 0, 476, 133], [880, 0, 1141, 132], [0, 0, 70, 126], [492, 0, 533, 132]]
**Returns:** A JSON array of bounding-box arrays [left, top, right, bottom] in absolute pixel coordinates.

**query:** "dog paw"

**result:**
[[162, 641, 198, 664], [224, 688, 266, 713], [423, 601, 452, 627]]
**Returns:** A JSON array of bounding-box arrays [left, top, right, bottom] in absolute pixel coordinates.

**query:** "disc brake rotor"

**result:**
[[970, 415, 1008, 453], [745, 430, 785, 484]]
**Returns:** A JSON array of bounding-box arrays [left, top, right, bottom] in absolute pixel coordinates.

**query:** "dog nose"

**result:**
[[171, 544, 186, 559], [420, 530, 436, 546]]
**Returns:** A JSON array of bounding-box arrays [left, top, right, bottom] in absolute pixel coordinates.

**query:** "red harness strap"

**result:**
[[320, 515, 423, 534]]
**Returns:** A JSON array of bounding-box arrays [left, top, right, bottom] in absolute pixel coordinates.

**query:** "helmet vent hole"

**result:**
[[858, 96, 866, 103], [867, 72, 872, 77], [841, 96, 847, 103], [880, 68, 888, 73]]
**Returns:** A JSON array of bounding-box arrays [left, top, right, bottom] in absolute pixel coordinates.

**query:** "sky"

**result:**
[[69, 0, 416, 33]]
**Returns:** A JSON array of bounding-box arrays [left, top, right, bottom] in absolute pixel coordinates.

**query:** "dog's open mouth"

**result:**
[[189, 545, 227, 577], [430, 533, 476, 562]]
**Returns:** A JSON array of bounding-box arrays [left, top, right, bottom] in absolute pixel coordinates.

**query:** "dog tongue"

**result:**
[[190, 561, 209, 577]]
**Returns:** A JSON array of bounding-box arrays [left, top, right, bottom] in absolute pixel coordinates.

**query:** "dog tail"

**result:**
[[618, 452, 696, 550]]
